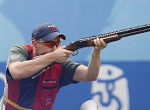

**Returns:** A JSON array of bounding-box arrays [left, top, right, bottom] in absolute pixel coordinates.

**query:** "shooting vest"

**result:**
[[5, 44, 63, 110]]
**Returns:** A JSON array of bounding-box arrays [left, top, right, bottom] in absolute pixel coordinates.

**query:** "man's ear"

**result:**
[[32, 40, 38, 48]]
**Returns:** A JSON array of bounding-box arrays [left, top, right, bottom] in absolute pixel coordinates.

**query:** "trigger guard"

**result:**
[[72, 50, 78, 56]]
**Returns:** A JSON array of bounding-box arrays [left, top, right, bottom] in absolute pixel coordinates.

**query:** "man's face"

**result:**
[[35, 36, 61, 55]]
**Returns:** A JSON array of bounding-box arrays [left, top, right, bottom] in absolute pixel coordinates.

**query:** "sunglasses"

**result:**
[[37, 39, 61, 48]]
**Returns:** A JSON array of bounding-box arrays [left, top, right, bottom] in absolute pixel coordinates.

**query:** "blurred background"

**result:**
[[0, 0, 150, 110]]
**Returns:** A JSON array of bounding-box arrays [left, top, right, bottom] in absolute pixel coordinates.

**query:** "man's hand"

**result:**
[[73, 38, 107, 81], [52, 46, 74, 63], [93, 38, 107, 51]]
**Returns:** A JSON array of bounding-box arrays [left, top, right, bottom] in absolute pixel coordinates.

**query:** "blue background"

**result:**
[[0, 0, 150, 110]]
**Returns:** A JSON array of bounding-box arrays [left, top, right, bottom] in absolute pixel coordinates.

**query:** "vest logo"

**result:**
[[91, 64, 129, 110], [48, 25, 57, 30], [43, 80, 57, 84]]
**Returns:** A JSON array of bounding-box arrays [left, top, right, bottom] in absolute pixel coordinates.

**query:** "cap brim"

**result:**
[[42, 32, 66, 41]]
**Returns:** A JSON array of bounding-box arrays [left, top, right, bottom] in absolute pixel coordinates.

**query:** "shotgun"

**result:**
[[65, 24, 150, 52], [32, 24, 150, 79]]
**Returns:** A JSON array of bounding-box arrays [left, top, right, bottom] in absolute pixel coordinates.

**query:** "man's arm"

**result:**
[[73, 38, 106, 81], [9, 53, 56, 80], [8, 46, 73, 80]]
